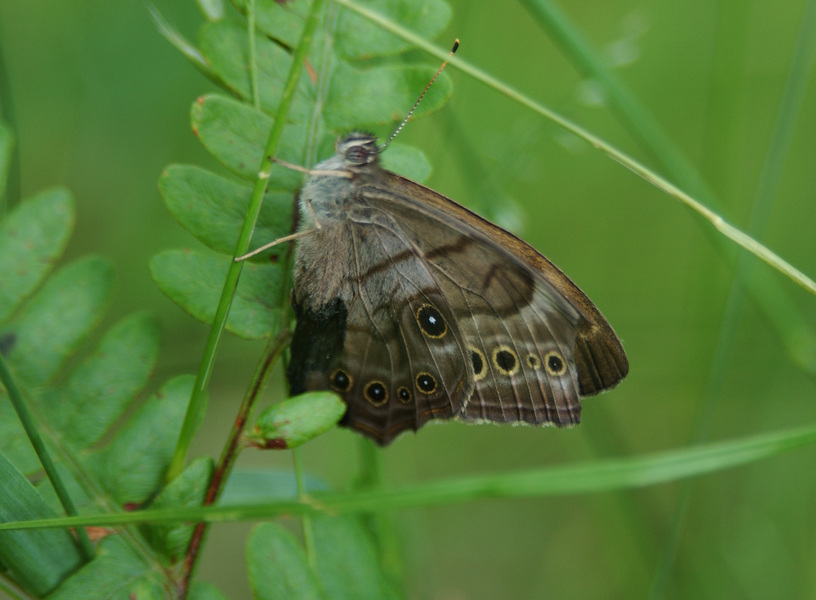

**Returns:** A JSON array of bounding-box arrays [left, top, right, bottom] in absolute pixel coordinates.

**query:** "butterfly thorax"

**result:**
[[294, 133, 386, 310], [298, 133, 384, 228]]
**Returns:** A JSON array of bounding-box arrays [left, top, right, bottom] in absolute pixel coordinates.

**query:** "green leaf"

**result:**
[[333, 0, 452, 60], [231, 0, 310, 49], [323, 61, 453, 130], [46, 312, 162, 449], [159, 165, 294, 258], [0, 452, 83, 597], [46, 536, 158, 600], [378, 143, 432, 184], [235, 0, 452, 61], [246, 522, 325, 600], [198, 18, 452, 131], [199, 19, 312, 122], [248, 392, 346, 449], [188, 580, 229, 600], [312, 514, 400, 600], [150, 249, 283, 339], [0, 313, 161, 480], [87, 375, 197, 506], [0, 187, 75, 323], [191, 93, 309, 187], [0, 400, 38, 475], [143, 457, 214, 563], [2, 256, 113, 386]]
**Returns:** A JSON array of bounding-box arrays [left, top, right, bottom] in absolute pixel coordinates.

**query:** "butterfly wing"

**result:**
[[288, 168, 628, 445]]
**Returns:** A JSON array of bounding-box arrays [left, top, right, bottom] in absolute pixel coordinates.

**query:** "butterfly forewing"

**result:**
[[361, 185, 585, 426]]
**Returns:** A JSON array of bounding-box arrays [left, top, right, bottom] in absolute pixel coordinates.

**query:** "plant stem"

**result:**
[[167, 0, 327, 483], [293, 448, 317, 569], [178, 329, 291, 597]]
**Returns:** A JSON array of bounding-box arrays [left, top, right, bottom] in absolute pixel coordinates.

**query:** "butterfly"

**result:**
[[284, 132, 628, 445]]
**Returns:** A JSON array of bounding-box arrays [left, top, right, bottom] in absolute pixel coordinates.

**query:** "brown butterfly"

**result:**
[[284, 132, 628, 445]]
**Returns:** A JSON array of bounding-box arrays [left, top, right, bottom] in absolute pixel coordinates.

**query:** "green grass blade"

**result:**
[[0, 355, 94, 561], [0, 451, 84, 595], [6, 421, 816, 531]]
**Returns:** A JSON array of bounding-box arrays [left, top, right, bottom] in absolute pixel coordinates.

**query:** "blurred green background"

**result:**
[[2, 0, 816, 598]]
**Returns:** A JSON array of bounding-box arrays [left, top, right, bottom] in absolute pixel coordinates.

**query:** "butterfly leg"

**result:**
[[234, 229, 316, 261]]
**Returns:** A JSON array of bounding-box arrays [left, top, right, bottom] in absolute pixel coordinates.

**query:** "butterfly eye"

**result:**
[[492, 346, 520, 376], [364, 381, 389, 406], [415, 304, 447, 338], [342, 137, 379, 166], [397, 386, 412, 404], [415, 372, 438, 394], [545, 352, 567, 376], [468, 346, 487, 381], [330, 369, 353, 392]]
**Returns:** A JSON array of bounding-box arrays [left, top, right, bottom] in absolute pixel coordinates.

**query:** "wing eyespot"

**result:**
[[330, 369, 353, 392], [544, 351, 567, 376], [364, 380, 389, 406], [415, 303, 447, 339], [397, 386, 413, 404], [415, 372, 438, 394], [492, 345, 520, 376]]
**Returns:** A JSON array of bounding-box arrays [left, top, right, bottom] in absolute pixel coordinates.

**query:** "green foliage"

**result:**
[[246, 523, 324, 600], [0, 132, 205, 594], [309, 514, 401, 600], [152, 2, 453, 331], [246, 516, 401, 600], [248, 392, 346, 448], [3, 0, 816, 598], [150, 249, 283, 339], [1, 0, 455, 596], [0, 453, 82, 596]]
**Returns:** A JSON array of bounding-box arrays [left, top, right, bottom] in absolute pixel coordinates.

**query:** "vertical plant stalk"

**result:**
[[179, 329, 291, 597], [167, 0, 328, 483], [292, 448, 317, 568], [0, 354, 95, 560], [247, 0, 261, 111], [177, 0, 328, 594], [177, 0, 328, 593]]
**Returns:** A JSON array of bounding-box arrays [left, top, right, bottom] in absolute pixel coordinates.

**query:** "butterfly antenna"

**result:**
[[380, 39, 459, 152]]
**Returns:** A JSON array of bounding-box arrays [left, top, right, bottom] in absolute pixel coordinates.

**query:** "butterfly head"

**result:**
[[336, 132, 381, 169]]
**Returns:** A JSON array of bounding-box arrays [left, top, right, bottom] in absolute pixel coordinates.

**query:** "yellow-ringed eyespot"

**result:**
[[492, 345, 520, 376]]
